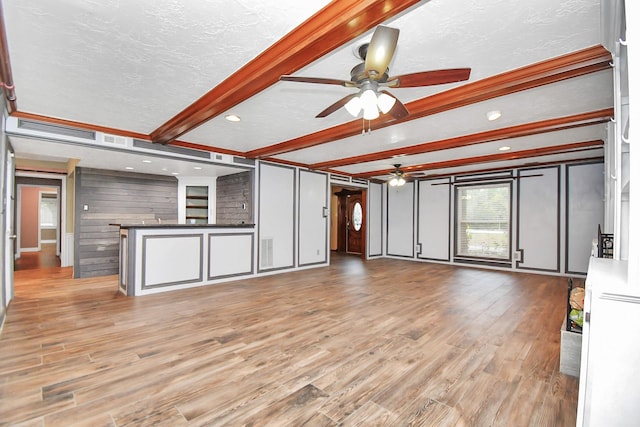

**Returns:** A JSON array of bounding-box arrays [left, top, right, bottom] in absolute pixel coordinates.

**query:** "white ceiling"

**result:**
[[2, 0, 613, 181]]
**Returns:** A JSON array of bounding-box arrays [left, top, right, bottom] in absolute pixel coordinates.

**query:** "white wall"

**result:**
[[516, 166, 560, 272], [387, 181, 414, 257], [0, 104, 9, 321], [257, 162, 330, 272], [417, 178, 450, 261], [628, 0, 638, 285], [298, 169, 328, 266], [566, 162, 605, 274], [367, 182, 383, 257], [258, 162, 295, 271], [382, 162, 604, 276]]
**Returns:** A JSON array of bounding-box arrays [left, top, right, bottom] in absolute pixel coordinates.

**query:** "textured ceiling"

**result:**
[[3, 0, 613, 180]]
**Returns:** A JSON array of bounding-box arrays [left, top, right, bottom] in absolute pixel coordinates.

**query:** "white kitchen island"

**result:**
[[114, 223, 255, 296]]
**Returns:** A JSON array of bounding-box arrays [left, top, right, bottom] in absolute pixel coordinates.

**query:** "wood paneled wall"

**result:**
[[215, 171, 253, 225], [74, 168, 178, 278]]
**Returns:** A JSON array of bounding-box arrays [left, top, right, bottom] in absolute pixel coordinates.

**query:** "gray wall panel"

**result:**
[[74, 167, 178, 278]]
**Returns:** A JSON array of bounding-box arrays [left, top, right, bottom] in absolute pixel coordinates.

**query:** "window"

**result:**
[[40, 193, 58, 228], [455, 182, 511, 261], [352, 201, 363, 231]]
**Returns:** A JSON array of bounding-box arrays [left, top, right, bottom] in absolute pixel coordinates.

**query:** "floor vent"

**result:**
[[260, 238, 273, 268]]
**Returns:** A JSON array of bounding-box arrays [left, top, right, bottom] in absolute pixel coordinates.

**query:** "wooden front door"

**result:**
[[334, 188, 366, 257], [346, 193, 364, 254]]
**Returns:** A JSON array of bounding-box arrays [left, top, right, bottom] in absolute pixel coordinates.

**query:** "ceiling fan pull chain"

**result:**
[[362, 118, 365, 135]]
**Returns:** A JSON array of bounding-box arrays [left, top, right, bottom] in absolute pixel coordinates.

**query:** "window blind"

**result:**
[[456, 182, 511, 260]]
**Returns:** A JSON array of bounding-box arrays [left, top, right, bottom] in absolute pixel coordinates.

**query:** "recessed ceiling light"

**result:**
[[193, 166, 202, 170], [161, 167, 168, 171], [125, 166, 134, 170], [171, 172, 180, 175], [498, 146, 511, 151], [225, 114, 241, 122], [142, 160, 152, 164], [486, 110, 502, 121]]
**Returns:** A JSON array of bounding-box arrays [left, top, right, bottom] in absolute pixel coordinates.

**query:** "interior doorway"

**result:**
[[331, 186, 367, 258], [15, 185, 61, 270], [14, 172, 67, 271]]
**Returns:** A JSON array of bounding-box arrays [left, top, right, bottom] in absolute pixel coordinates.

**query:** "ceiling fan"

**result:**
[[280, 25, 471, 120], [388, 164, 410, 186]]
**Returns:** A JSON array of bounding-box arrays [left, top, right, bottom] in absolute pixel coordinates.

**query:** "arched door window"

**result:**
[[352, 201, 363, 231]]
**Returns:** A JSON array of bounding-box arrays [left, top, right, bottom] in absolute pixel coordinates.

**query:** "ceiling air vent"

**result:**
[[351, 178, 369, 185], [101, 133, 127, 145], [132, 139, 210, 159], [233, 157, 255, 166], [17, 119, 95, 140], [330, 174, 350, 183]]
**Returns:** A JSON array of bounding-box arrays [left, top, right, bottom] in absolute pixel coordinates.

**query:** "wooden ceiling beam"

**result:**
[[357, 139, 604, 178], [149, 0, 422, 145], [247, 45, 612, 158], [310, 108, 613, 169]]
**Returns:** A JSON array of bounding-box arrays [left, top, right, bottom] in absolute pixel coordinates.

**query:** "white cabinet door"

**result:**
[[577, 258, 639, 426]]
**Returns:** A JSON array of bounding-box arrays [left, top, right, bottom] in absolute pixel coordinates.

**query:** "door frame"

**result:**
[[332, 186, 367, 259], [2, 141, 15, 317], [15, 171, 68, 266]]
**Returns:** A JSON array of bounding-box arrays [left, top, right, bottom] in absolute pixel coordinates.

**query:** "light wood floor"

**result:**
[[0, 254, 579, 426]]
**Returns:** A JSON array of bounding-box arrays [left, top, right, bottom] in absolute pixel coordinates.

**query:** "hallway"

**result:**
[[14, 243, 60, 271]]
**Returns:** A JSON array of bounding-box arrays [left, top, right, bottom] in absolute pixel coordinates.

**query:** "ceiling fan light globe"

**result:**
[[397, 177, 406, 186], [363, 105, 380, 120], [344, 97, 362, 117], [360, 89, 378, 109], [377, 92, 396, 114], [389, 177, 398, 186]]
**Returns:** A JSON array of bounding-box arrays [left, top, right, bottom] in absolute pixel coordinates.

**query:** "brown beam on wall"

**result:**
[[357, 139, 604, 178], [311, 108, 613, 170], [247, 45, 612, 159], [149, 0, 422, 145]]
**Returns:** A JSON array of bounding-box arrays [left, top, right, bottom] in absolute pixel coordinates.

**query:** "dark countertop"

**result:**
[[110, 223, 255, 229]]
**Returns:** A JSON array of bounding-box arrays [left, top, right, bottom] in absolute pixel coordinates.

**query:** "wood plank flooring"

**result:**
[[0, 254, 579, 426], [15, 243, 60, 271]]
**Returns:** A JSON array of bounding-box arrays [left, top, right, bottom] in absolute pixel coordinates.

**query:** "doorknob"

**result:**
[[8, 234, 17, 240]]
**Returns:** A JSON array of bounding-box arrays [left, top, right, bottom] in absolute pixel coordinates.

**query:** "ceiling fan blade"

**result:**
[[364, 26, 399, 81], [316, 94, 358, 118], [280, 75, 355, 87], [380, 90, 409, 119], [386, 68, 471, 88]]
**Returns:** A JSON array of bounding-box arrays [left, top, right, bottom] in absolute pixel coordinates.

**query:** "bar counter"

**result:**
[[113, 223, 255, 296]]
